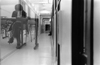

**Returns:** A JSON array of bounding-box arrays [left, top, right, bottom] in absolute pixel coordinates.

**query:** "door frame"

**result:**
[[72, 0, 93, 65]]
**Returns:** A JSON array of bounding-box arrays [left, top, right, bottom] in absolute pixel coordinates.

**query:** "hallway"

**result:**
[[1, 34, 53, 65]]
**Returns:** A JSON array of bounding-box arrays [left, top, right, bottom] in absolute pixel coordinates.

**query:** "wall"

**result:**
[[1, 0, 19, 5], [30, 10, 35, 18], [94, 0, 100, 65], [1, 5, 16, 18], [1, 0, 19, 18], [59, 0, 72, 65]]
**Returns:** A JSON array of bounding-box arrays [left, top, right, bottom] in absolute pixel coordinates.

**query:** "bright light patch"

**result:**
[[40, 10, 51, 14]]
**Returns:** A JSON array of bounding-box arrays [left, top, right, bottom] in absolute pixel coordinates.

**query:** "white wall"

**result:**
[[1, 5, 16, 18], [1, 0, 19, 18], [94, 0, 100, 65], [59, 0, 72, 65], [30, 10, 35, 18], [1, 0, 19, 5]]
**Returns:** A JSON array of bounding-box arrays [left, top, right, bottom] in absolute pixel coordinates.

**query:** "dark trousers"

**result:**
[[9, 21, 28, 46], [15, 30, 23, 46], [8, 22, 22, 46]]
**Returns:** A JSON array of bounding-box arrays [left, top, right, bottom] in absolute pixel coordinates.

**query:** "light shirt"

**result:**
[[17, 11, 22, 18]]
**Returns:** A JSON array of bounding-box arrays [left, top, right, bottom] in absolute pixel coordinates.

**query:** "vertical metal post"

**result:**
[[34, 18, 38, 49], [35, 19, 37, 45]]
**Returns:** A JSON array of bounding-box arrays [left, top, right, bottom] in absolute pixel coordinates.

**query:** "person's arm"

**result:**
[[11, 11, 17, 23], [22, 11, 27, 18], [12, 11, 17, 17]]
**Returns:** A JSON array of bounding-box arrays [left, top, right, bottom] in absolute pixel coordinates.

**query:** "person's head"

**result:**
[[15, 4, 23, 11]]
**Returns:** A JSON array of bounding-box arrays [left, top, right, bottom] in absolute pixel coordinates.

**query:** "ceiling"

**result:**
[[27, 0, 53, 14], [0, 0, 53, 15], [0, 0, 19, 5]]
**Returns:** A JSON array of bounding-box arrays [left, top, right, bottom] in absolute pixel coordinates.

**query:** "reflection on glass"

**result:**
[[0, 0, 53, 65], [0, 3, 27, 62], [0, 4, 16, 62]]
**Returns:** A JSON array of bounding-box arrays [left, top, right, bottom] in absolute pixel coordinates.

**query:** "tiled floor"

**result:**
[[1, 37, 16, 60], [0, 33, 53, 65]]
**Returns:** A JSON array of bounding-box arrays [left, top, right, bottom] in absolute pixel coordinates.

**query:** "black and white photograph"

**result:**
[[0, 0, 96, 65]]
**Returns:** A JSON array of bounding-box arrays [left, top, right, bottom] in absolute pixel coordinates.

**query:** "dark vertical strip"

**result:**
[[72, 0, 84, 65], [35, 18, 38, 45], [58, 44, 60, 65], [55, 0, 57, 9], [90, 0, 94, 65]]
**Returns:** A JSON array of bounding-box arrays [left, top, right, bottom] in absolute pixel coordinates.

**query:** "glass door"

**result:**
[[51, 0, 61, 65]]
